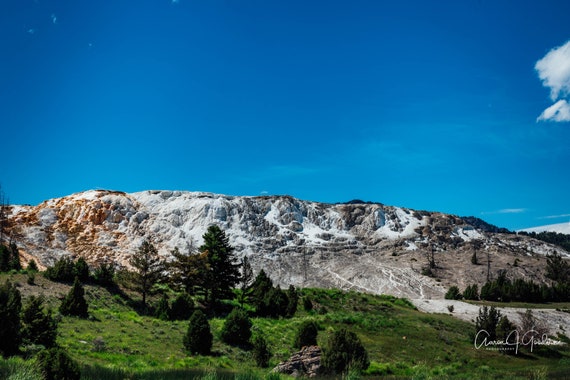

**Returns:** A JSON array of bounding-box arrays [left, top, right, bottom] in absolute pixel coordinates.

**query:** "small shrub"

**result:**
[[322, 328, 369, 374], [154, 294, 170, 321], [27, 259, 38, 272], [252, 335, 271, 368], [92, 336, 106, 352], [447, 305, 454, 313], [170, 293, 194, 321], [221, 308, 252, 347], [184, 310, 212, 355], [27, 271, 35, 285], [445, 286, 462, 300], [36, 348, 81, 380], [294, 320, 319, 349]]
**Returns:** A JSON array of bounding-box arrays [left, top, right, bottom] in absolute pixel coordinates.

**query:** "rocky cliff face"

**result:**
[[5, 190, 567, 299]]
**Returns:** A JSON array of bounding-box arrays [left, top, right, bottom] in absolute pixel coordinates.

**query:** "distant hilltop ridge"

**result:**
[[4, 189, 568, 299]]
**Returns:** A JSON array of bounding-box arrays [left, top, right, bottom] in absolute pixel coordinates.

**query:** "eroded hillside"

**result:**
[[5, 190, 567, 299]]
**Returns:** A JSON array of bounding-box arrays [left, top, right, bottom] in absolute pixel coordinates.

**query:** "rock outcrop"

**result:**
[[273, 345, 321, 377]]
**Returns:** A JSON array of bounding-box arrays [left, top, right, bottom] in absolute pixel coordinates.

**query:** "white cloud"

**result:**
[[537, 99, 570, 122], [535, 40, 570, 122], [482, 208, 527, 215]]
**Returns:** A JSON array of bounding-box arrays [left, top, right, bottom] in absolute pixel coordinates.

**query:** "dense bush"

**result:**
[[463, 284, 479, 300], [220, 307, 252, 347], [44, 257, 89, 283], [444, 286, 462, 300], [0, 280, 22, 357], [183, 310, 212, 355], [92, 262, 115, 286], [36, 348, 80, 380], [294, 320, 319, 349], [250, 270, 297, 318], [154, 294, 171, 321], [470, 269, 570, 303], [322, 328, 369, 374], [59, 277, 88, 318], [170, 293, 194, 321], [252, 335, 271, 368]]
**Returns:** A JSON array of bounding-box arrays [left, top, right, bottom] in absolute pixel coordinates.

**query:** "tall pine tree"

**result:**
[[199, 225, 240, 306], [129, 240, 165, 310]]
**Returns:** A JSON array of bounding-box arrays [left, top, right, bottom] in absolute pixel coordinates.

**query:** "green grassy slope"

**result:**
[[2, 273, 570, 379]]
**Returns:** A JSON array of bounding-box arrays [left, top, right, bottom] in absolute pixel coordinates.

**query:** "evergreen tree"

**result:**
[[445, 286, 462, 300], [471, 251, 478, 265], [92, 262, 115, 287], [322, 328, 369, 374], [129, 240, 165, 310], [236, 256, 254, 306], [261, 286, 289, 318], [170, 292, 194, 321], [546, 252, 570, 283], [154, 294, 171, 321], [8, 243, 21, 271], [184, 310, 212, 355], [475, 306, 501, 341], [241, 256, 254, 291], [36, 347, 80, 380], [0, 280, 22, 356], [0, 243, 21, 272], [21, 295, 58, 348], [252, 335, 271, 368], [168, 247, 209, 294], [221, 307, 252, 347], [44, 257, 75, 283], [251, 269, 273, 313], [0, 244, 10, 272], [73, 257, 89, 282], [294, 320, 319, 349], [286, 285, 299, 317], [59, 277, 88, 318], [496, 315, 517, 354], [463, 284, 479, 300], [199, 225, 241, 306], [27, 259, 39, 272]]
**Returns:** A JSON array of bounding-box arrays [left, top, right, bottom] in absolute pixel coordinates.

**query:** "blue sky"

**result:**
[[2, 1, 570, 230]]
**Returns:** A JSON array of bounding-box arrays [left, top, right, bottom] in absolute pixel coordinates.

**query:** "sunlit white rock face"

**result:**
[[6, 190, 567, 299]]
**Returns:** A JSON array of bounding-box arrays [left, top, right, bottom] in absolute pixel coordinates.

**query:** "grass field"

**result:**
[[2, 272, 570, 379]]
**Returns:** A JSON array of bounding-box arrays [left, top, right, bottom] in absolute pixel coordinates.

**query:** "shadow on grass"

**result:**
[[80, 365, 254, 380]]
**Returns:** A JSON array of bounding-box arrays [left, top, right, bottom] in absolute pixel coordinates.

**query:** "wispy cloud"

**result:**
[[482, 208, 527, 215], [538, 213, 570, 220], [535, 40, 570, 122]]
